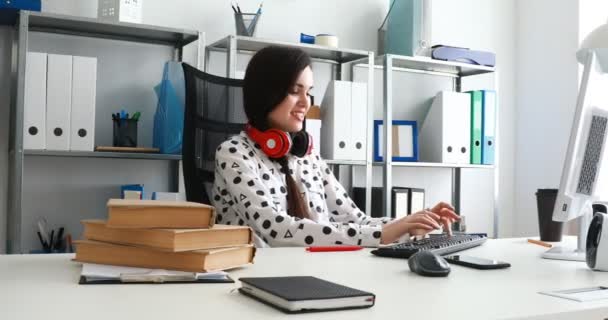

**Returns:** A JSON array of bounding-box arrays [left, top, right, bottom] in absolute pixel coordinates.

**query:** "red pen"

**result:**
[[306, 245, 364, 252]]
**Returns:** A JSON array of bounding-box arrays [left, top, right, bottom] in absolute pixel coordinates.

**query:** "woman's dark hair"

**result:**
[[244, 46, 312, 131], [243, 46, 312, 220]]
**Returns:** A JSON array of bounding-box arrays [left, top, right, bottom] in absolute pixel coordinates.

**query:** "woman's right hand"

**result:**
[[380, 211, 442, 244]]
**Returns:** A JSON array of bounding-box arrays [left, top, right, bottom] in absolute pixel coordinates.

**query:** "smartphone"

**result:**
[[444, 255, 511, 270]]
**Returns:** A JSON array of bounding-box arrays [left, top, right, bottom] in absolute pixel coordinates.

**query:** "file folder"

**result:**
[[469, 90, 483, 164], [70, 56, 97, 151], [482, 90, 497, 165], [410, 188, 425, 214], [79, 275, 234, 284], [353, 187, 383, 218], [306, 119, 321, 154], [419, 91, 471, 164], [350, 82, 368, 161], [392, 187, 410, 218], [46, 54, 72, 151], [321, 81, 351, 160], [23, 52, 47, 150], [391, 187, 425, 218], [79, 263, 234, 285]]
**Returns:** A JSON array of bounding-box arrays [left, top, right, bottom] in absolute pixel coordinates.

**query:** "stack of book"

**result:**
[[74, 199, 255, 273]]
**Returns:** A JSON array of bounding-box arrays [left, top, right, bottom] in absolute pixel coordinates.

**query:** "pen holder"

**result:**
[[29, 249, 63, 254], [113, 118, 138, 147], [234, 12, 260, 36]]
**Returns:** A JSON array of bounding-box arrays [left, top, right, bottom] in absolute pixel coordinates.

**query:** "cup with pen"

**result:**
[[233, 1, 262, 37], [112, 109, 141, 148], [34, 218, 72, 253]]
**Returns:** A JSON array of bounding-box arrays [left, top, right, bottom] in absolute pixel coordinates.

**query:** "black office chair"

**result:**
[[182, 63, 247, 204]]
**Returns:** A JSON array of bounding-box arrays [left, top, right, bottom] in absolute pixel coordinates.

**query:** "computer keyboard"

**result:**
[[371, 233, 488, 259]]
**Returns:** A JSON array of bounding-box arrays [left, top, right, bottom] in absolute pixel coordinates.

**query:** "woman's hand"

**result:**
[[427, 202, 460, 236], [380, 211, 440, 244], [380, 202, 461, 244]]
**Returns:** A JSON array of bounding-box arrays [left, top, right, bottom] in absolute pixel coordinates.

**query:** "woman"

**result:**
[[211, 46, 459, 247]]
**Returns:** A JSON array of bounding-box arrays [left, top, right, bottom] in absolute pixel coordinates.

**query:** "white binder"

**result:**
[[306, 119, 322, 153], [46, 54, 72, 151], [70, 56, 97, 151], [419, 91, 471, 164], [23, 52, 47, 150], [350, 82, 368, 161], [410, 188, 425, 213], [392, 188, 410, 219], [321, 81, 351, 160]]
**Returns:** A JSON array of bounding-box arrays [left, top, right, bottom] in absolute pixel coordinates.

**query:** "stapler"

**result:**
[[431, 45, 496, 67]]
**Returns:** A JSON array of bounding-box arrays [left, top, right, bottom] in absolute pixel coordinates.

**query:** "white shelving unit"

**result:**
[[6, 11, 202, 253], [372, 54, 498, 236]]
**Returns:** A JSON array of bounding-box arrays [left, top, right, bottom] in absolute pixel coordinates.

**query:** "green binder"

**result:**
[[470, 91, 483, 164]]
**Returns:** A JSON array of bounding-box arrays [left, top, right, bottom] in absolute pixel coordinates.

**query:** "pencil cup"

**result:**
[[536, 189, 564, 242], [113, 119, 138, 147], [234, 12, 260, 36]]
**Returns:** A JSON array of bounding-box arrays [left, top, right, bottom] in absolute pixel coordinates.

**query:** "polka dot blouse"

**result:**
[[211, 132, 392, 247]]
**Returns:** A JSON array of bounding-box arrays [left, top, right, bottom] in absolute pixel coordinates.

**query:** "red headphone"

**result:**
[[245, 123, 313, 158]]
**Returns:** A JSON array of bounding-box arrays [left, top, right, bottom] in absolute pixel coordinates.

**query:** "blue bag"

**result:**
[[153, 61, 185, 154]]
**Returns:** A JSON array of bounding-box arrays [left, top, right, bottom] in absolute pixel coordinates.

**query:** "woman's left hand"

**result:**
[[428, 202, 460, 236]]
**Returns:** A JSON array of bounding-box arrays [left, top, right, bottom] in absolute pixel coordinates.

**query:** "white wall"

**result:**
[[579, 1, 608, 43], [430, 0, 517, 236], [514, 0, 580, 237]]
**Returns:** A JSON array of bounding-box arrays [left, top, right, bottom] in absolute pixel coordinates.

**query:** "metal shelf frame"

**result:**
[[6, 11, 202, 253], [376, 54, 499, 237], [374, 162, 494, 169], [24, 150, 182, 161], [27, 12, 199, 47], [206, 35, 372, 77]]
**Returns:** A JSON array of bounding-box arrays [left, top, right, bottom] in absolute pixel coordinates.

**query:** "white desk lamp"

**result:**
[[578, 21, 608, 70]]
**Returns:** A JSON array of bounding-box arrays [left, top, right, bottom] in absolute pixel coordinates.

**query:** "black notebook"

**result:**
[[238, 276, 375, 313]]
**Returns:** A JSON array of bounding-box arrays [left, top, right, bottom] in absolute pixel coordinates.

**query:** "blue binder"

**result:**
[[0, 0, 41, 25], [0, 0, 40, 10], [481, 90, 497, 165]]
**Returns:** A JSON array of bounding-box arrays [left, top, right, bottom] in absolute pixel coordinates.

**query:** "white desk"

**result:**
[[2, 238, 608, 320]]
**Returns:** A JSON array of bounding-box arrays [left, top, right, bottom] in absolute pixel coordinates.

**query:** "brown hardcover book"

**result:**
[[106, 199, 216, 229], [82, 220, 252, 252], [74, 240, 256, 272]]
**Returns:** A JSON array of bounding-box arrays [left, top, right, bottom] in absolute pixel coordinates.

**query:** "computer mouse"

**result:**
[[408, 251, 451, 277]]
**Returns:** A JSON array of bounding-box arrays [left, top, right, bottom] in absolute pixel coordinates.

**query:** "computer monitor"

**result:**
[[542, 51, 608, 261]]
